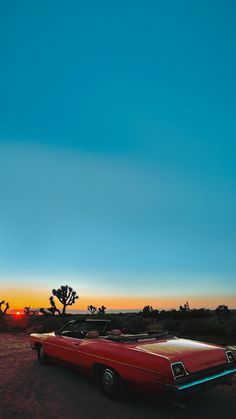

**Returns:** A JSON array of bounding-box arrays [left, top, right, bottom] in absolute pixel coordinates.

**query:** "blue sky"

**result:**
[[0, 1, 235, 308]]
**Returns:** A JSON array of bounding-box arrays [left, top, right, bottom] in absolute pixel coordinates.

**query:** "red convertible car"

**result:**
[[30, 319, 236, 400]]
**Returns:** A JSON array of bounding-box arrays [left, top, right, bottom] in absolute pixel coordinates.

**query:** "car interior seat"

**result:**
[[86, 330, 100, 339], [109, 329, 122, 336]]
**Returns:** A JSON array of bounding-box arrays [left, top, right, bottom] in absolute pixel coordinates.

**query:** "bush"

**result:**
[[28, 314, 74, 332], [224, 318, 236, 336], [119, 316, 146, 333], [162, 318, 181, 333], [179, 318, 225, 336]]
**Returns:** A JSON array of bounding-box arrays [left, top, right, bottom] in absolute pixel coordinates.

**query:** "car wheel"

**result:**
[[99, 367, 125, 400], [37, 346, 49, 365]]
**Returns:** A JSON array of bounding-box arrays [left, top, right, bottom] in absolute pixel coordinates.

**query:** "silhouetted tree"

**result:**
[[24, 306, 30, 315], [215, 305, 230, 321], [87, 305, 97, 315], [51, 285, 78, 315], [142, 305, 153, 318], [0, 300, 9, 317], [48, 296, 61, 316], [179, 301, 191, 312], [97, 305, 106, 315], [24, 306, 36, 316], [216, 304, 229, 313]]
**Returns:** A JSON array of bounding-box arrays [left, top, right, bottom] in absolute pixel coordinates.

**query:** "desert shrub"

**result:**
[[162, 318, 181, 333], [179, 318, 225, 336], [4, 314, 30, 330], [1, 313, 75, 333], [26, 325, 47, 334], [100, 314, 123, 330], [118, 316, 146, 333], [144, 318, 162, 331], [224, 318, 236, 336], [141, 306, 159, 318], [27, 314, 74, 332]]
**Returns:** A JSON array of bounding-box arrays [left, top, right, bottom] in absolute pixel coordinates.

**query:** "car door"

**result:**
[[54, 335, 83, 364], [48, 322, 85, 365]]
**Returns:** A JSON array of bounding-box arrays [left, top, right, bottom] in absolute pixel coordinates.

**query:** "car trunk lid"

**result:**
[[135, 338, 227, 373]]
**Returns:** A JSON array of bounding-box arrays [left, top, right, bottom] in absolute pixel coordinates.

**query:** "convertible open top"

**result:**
[[57, 318, 171, 342]]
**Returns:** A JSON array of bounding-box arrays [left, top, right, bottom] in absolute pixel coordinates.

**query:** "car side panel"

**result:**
[[75, 339, 168, 394], [30, 333, 169, 394]]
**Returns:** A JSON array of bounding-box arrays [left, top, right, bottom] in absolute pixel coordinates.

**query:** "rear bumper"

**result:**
[[166, 367, 236, 398]]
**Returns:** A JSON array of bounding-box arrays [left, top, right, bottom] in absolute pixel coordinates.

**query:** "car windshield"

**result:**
[[57, 320, 110, 339]]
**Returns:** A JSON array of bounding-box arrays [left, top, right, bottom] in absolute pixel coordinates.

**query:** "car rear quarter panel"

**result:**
[[120, 345, 171, 393]]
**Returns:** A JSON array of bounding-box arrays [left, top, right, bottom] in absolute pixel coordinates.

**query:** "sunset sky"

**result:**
[[0, 1, 236, 311]]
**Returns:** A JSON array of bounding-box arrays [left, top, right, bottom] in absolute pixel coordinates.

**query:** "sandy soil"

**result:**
[[0, 332, 236, 419]]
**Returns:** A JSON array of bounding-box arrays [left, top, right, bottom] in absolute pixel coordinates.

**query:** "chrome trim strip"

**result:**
[[178, 368, 236, 390], [41, 340, 162, 375]]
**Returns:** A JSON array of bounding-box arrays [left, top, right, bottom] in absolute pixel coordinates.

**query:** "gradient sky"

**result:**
[[0, 1, 236, 310]]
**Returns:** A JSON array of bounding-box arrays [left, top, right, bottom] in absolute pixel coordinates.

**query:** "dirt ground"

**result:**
[[0, 333, 236, 419]]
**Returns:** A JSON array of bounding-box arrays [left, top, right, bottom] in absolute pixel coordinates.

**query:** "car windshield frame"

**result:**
[[56, 319, 111, 338]]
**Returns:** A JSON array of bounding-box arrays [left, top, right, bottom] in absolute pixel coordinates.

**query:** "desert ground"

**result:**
[[0, 332, 236, 419]]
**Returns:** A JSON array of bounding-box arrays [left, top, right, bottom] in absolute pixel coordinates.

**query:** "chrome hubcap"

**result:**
[[102, 369, 116, 392]]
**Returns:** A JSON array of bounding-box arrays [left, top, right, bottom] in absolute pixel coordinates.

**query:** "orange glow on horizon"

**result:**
[[3, 286, 236, 311]]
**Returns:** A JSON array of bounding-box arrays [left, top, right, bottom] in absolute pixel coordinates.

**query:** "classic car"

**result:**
[[30, 319, 236, 400]]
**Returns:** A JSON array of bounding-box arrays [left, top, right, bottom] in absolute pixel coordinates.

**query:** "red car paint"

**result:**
[[30, 320, 236, 398]]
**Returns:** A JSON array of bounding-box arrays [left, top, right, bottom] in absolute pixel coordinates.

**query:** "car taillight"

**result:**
[[171, 362, 187, 379], [226, 351, 235, 363]]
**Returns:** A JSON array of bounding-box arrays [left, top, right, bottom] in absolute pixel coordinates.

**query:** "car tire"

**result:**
[[37, 346, 49, 365], [99, 367, 125, 400]]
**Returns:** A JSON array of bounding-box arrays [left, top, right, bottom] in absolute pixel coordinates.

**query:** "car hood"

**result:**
[[135, 338, 227, 373]]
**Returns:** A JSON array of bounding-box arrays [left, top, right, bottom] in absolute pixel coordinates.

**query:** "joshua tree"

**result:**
[[142, 305, 153, 318], [24, 306, 34, 315], [51, 285, 78, 315], [97, 305, 106, 315], [0, 300, 9, 317], [179, 301, 191, 312], [24, 306, 39, 316], [48, 296, 61, 316], [24, 306, 30, 315], [87, 305, 97, 315], [142, 305, 159, 318]]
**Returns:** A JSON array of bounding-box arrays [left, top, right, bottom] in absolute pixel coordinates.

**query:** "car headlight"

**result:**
[[171, 362, 187, 379], [226, 351, 235, 363]]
